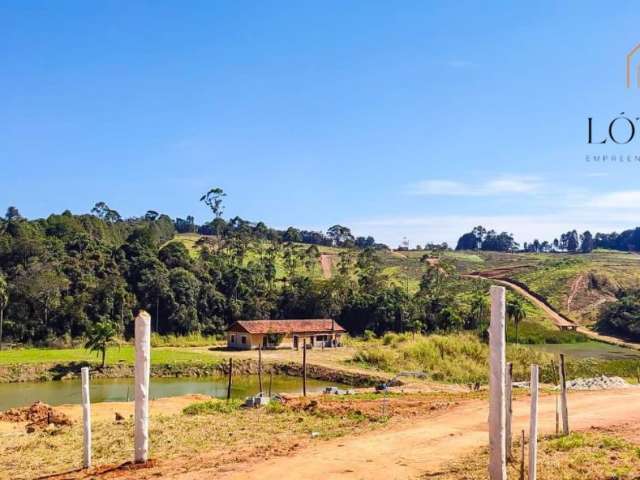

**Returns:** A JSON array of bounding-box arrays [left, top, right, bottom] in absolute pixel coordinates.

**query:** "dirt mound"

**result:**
[[284, 395, 455, 420], [0, 401, 73, 431]]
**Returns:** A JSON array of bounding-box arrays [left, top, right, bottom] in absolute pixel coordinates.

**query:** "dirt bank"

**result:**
[[0, 359, 386, 387]]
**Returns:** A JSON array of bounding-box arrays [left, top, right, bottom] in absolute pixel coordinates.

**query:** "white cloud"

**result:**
[[588, 191, 640, 209], [408, 175, 542, 196], [349, 209, 640, 248]]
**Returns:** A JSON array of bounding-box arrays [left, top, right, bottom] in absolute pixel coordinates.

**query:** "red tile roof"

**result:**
[[227, 319, 345, 334]]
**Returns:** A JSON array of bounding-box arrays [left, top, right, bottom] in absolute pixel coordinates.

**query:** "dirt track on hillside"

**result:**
[[467, 274, 640, 352], [65, 388, 640, 480]]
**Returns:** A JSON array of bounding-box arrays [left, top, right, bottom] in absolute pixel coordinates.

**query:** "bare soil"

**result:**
[[0, 401, 72, 431], [34, 388, 640, 480]]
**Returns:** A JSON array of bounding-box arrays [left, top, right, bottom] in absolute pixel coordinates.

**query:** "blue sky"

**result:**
[[2, 1, 640, 246]]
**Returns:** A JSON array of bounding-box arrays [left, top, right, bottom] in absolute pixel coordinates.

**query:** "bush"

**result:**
[[362, 330, 376, 341], [182, 399, 243, 415]]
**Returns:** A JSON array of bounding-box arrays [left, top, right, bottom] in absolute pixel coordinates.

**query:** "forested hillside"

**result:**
[[3, 190, 640, 347], [0, 200, 498, 346]]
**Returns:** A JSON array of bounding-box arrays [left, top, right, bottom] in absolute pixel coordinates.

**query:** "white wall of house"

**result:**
[[227, 331, 343, 350]]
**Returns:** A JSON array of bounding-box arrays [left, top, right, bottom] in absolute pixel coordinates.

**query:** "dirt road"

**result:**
[[169, 388, 640, 480], [467, 274, 640, 352]]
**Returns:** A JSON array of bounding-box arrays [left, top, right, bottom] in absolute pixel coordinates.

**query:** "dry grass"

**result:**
[[0, 393, 410, 480], [427, 427, 640, 479]]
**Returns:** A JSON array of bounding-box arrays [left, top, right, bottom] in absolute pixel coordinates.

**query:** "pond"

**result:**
[[0, 375, 346, 411], [531, 341, 640, 360]]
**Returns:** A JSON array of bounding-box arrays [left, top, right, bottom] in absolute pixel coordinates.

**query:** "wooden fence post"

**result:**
[[505, 362, 513, 462], [559, 353, 569, 435], [489, 285, 507, 480], [81, 367, 91, 469], [134, 310, 151, 464], [227, 358, 233, 401], [529, 365, 539, 480], [258, 345, 263, 394], [302, 337, 307, 397]]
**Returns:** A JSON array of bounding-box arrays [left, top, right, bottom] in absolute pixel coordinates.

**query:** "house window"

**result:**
[[231, 335, 235, 343], [241, 336, 247, 345]]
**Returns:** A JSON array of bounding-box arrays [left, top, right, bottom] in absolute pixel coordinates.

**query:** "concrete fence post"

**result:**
[[489, 285, 507, 480], [529, 364, 539, 480], [134, 310, 151, 463], [81, 367, 91, 469], [505, 362, 513, 462]]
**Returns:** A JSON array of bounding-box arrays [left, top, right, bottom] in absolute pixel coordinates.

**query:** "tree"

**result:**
[[580, 230, 594, 253], [85, 318, 117, 368], [0, 273, 7, 350], [200, 188, 226, 237], [145, 210, 159, 221], [91, 202, 121, 223], [506, 297, 526, 344], [327, 225, 354, 247], [283, 227, 302, 243], [566, 230, 579, 252], [467, 292, 489, 330], [5, 206, 22, 221]]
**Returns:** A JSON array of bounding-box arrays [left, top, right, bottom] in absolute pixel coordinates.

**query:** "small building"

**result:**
[[226, 319, 346, 350]]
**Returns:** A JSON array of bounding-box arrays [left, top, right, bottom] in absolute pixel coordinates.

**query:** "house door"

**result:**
[[263, 336, 268, 348], [293, 336, 298, 349]]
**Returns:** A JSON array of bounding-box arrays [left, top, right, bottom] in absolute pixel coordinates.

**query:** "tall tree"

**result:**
[[580, 230, 594, 253], [506, 297, 527, 344], [200, 188, 226, 237]]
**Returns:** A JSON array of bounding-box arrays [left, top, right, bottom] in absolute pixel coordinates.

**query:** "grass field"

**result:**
[[0, 345, 221, 366], [349, 333, 640, 384]]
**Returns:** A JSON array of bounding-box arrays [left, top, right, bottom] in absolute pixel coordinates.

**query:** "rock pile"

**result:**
[[563, 375, 631, 391]]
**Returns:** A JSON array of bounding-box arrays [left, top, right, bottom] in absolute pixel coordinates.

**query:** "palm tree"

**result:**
[[468, 293, 489, 331], [85, 319, 117, 368], [506, 298, 527, 344]]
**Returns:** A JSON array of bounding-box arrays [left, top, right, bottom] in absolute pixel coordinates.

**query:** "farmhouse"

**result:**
[[226, 319, 345, 350]]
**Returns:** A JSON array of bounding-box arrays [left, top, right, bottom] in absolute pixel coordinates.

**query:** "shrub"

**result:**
[[182, 399, 243, 415], [362, 330, 376, 341]]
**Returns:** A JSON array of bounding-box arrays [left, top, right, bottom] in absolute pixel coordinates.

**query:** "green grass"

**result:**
[[350, 332, 640, 384], [0, 345, 219, 366], [183, 398, 243, 415], [351, 333, 553, 384], [150, 332, 221, 347]]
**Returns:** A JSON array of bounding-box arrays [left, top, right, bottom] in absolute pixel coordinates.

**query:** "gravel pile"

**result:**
[[563, 375, 631, 391]]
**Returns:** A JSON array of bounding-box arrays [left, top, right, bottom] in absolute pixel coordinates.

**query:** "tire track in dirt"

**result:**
[[174, 389, 640, 480]]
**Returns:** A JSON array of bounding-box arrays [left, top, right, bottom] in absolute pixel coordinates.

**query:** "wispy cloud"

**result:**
[[588, 190, 640, 209], [407, 175, 543, 196]]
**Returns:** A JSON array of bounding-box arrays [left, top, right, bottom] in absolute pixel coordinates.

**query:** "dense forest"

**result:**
[[3, 188, 640, 346], [0, 190, 486, 346]]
